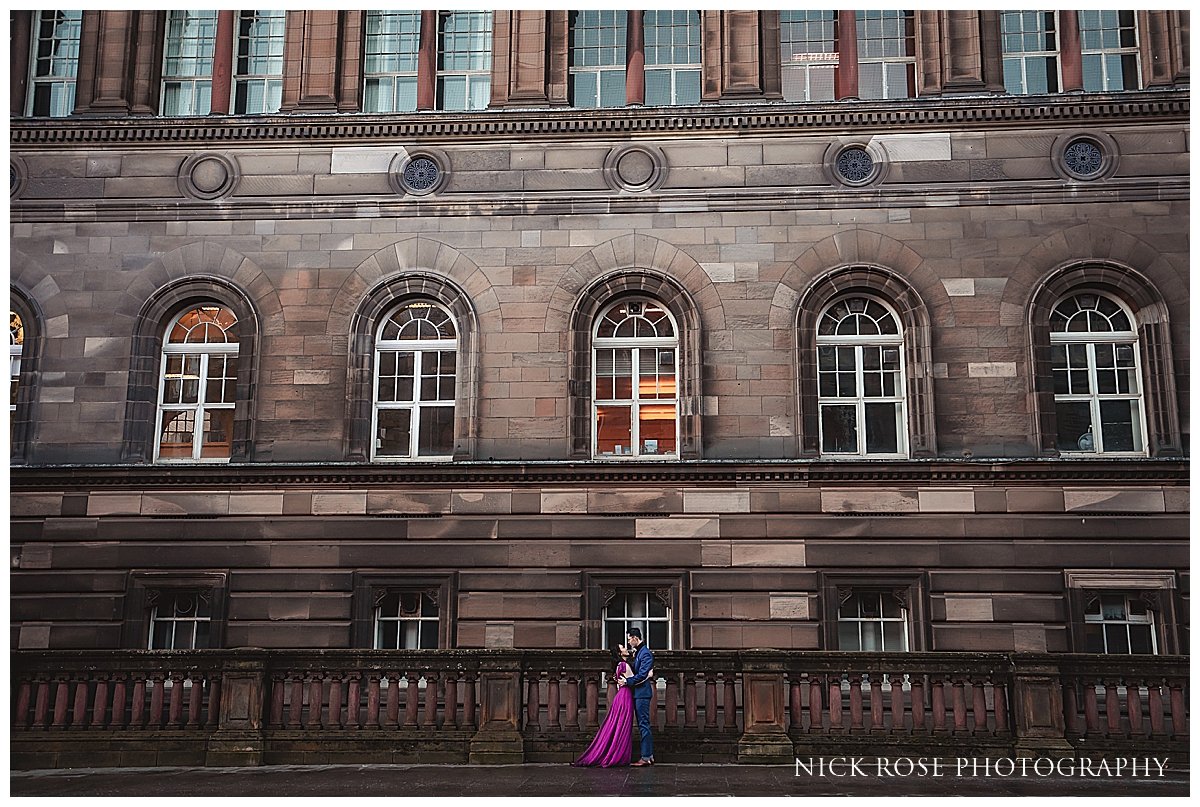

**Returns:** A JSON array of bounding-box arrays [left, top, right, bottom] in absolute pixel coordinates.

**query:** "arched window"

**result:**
[[373, 300, 457, 460], [592, 297, 678, 459], [10, 311, 24, 428], [1048, 292, 1146, 454], [815, 295, 907, 457], [155, 304, 239, 462]]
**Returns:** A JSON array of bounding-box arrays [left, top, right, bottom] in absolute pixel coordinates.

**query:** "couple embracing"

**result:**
[[572, 627, 656, 768]]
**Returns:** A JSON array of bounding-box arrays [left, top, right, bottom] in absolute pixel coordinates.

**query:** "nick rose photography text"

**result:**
[[795, 757, 1169, 778]]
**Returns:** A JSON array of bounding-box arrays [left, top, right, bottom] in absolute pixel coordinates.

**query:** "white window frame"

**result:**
[[26, 10, 82, 118], [373, 589, 441, 650], [1079, 9, 1141, 92], [1050, 292, 1147, 456], [855, 9, 915, 100], [148, 589, 213, 650], [363, 10, 421, 113], [436, 10, 492, 111], [591, 298, 680, 460], [568, 9, 628, 109], [779, 10, 838, 103], [603, 590, 672, 650], [815, 295, 908, 458], [161, 10, 217, 116], [234, 9, 285, 115], [1066, 571, 1174, 656], [154, 307, 239, 464], [837, 590, 910, 652], [643, 9, 701, 106], [372, 301, 457, 462], [1000, 10, 1062, 95]]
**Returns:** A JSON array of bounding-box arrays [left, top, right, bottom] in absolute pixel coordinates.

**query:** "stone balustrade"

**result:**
[[11, 649, 1188, 769]]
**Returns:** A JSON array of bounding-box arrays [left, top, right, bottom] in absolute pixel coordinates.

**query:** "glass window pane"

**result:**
[[1055, 401, 1094, 452], [882, 621, 905, 651], [1099, 399, 1139, 452], [838, 621, 860, 651], [821, 404, 858, 453], [200, 409, 234, 458], [376, 409, 412, 457], [639, 404, 676, 456], [596, 405, 633, 455], [417, 406, 454, 456], [865, 403, 899, 453], [1105, 624, 1130, 654], [1128, 625, 1154, 654]]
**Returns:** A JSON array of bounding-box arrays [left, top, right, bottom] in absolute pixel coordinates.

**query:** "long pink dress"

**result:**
[[572, 660, 634, 767]]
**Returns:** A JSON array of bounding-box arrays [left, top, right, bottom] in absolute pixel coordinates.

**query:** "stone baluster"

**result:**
[[930, 677, 947, 733], [33, 677, 51, 729], [526, 673, 541, 731], [585, 673, 599, 729], [148, 674, 167, 728], [385, 671, 401, 727], [328, 674, 343, 729], [650, 679, 659, 729], [52, 676, 72, 729], [808, 676, 824, 733], [992, 679, 1009, 735], [206, 675, 221, 729], [1105, 679, 1123, 737], [664, 674, 679, 729], [951, 677, 968, 734], [868, 675, 885, 732], [910, 676, 926, 733], [462, 673, 477, 730], [563, 675, 578, 731], [444, 672, 459, 729], [421, 674, 439, 728], [130, 677, 146, 730], [403, 673, 419, 727], [168, 673, 185, 728], [888, 673, 905, 734], [305, 675, 323, 729], [723, 675, 738, 730], [546, 672, 561, 730], [1148, 681, 1166, 737], [848, 674, 864, 731], [14, 679, 31, 728], [972, 678, 988, 734], [704, 674, 719, 729], [1168, 680, 1187, 738], [1082, 679, 1100, 736], [1062, 678, 1079, 735], [684, 673, 698, 729], [186, 673, 203, 728], [827, 676, 843, 732], [71, 677, 90, 729], [788, 676, 802, 732], [111, 674, 129, 729], [287, 675, 304, 728], [1127, 680, 1144, 737], [92, 675, 109, 729], [268, 675, 286, 728], [367, 674, 382, 728], [346, 674, 362, 729]]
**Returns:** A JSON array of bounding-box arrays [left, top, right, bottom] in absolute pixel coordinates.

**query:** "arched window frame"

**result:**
[[1028, 263, 1180, 458], [154, 304, 241, 463], [9, 288, 42, 464], [591, 296, 680, 460], [814, 294, 909, 458], [568, 271, 702, 461], [797, 266, 936, 459], [122, 278, 260, 464], [346, 273, 479, 462], [371, 299, 459, 462], [1047, 291, 1148, 456]]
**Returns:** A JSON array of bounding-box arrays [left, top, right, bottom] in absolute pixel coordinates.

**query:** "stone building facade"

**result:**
[[10, 10, 1190, 661]]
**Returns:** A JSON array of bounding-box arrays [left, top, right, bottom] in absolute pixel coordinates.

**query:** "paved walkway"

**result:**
[[11, 762, 1190, 797]]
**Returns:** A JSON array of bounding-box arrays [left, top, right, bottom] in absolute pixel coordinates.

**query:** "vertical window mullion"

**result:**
[[1086, 342, 1103, 454], [194, 352, 210, 460]]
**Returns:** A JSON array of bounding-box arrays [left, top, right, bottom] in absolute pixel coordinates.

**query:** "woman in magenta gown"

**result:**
[[573, 645, 636, 767]]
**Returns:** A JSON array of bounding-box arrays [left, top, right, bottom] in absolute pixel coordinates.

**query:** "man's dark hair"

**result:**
[[626, 627, 643, 640]]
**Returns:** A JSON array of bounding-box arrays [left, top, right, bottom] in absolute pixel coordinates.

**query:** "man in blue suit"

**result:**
[[620, 627, 655, 766]]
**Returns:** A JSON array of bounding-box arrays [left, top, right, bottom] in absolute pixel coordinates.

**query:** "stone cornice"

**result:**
[[9, 90, 1189, 148], [9, 458, 1189, 492]]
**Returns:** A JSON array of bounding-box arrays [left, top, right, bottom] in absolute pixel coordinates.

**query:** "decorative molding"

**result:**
[[9, 458, 1188, 492], [10, 91, 1189, 147]]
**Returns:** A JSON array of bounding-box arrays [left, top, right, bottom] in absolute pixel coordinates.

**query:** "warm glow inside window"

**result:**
[[156, 305, 239, 462], [373, 301, 457, 460], [592, 298, 678, 459], [1049, 293, 1145, 454], [816, 296, 907, 457]]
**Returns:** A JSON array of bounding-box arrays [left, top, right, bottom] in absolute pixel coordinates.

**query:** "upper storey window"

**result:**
[[855, 10, 915, 99], [27, 10, 82, 117], [816, 296, 907, 457], [593, 298, 679, 459], [363, 10, 421, 113], [437, 11, 492, 111], [1049, 293, 1146, 455], [780, 10, 837, 102], [156, 305, 239, 462], [9, 312, 24, 426], [1000, 11, 1060, 94], [569, 10, 628, 108], [162, 10, 217, 116], [234, 10, 285, 114], [1080, 10, 1140, 91], [373, 301, 457, 461], [644, 9, 700, 106]]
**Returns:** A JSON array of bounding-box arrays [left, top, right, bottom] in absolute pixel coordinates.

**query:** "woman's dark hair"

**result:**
[[609, 644, 624, 662]]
